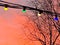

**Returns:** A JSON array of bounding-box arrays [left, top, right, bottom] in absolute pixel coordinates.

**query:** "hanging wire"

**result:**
[[0, 0, 60, 16]]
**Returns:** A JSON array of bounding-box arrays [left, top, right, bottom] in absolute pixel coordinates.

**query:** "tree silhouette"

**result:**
[[0, 0, 60, 45], [23, 0, 60, 45]]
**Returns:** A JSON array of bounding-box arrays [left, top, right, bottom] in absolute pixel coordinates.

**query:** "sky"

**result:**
[[0, 0, 42, 45], [0, 0, 60, 45]]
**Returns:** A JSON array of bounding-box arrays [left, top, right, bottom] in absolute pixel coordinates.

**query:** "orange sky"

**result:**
[[0, 6, 42, 45], [1, 0, 60, 45]]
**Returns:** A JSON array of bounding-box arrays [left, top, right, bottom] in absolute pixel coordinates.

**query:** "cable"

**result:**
[[0, 0, 60, 16], [0, 3, 22, 9]]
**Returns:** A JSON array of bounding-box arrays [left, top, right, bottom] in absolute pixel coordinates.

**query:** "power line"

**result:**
[[0, 0, 60, 16]]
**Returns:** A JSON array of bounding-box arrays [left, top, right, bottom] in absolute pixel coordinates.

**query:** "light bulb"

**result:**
[[54, 15, 58, 21], [22, 9, 26, 13], [38, 12, 41, 16], [4, 7, 8, 11], [22, 7, 26, 13], [54, 17, 58, 21], [4, 4, 8, 11]]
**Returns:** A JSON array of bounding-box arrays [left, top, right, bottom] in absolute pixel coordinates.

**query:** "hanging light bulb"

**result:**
[[54, 15, 58, 21], [38, 12, 41, 16], [22, 7, 26, 13], [54, 17, 58, 20], [38, 11, 43, 16], [4, 4, 8, 11]]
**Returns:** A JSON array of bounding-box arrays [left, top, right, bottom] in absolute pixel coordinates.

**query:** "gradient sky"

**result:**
[[0, 0, 42, 45]]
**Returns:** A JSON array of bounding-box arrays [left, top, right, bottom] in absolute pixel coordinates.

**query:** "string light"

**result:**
[[4, 4, 8, 11], [22, 7, 26, 13], [0, 0, 60, 16], [38, 11, 43, 16], [54, 15, 58, 21], [54, 17, 58, 21], [38, 12, 41, 16]]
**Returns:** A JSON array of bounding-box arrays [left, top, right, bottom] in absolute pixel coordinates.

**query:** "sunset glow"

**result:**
[[0, 0, 60, 45]]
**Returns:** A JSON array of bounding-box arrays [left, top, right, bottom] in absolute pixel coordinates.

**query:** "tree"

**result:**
[[23, 0, 60, 45]]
